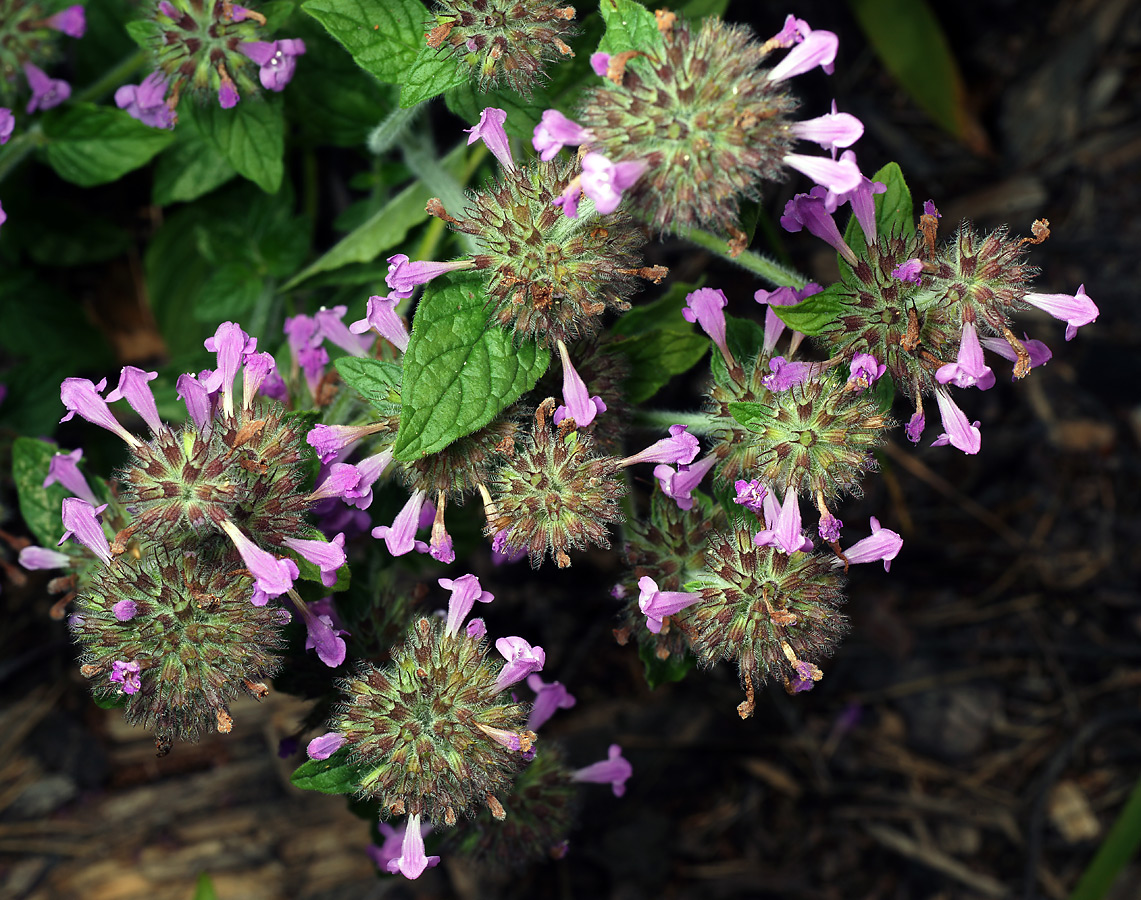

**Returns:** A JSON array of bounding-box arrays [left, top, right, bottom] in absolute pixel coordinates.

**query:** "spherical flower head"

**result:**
[[426, 0, 577, 95], [72, 546, 286, 751], [577, 17, 805, 234], [431, 155, 662, 346], [329, 617, 533, 823], [686, 526, 849, 691], [486, 400, 627, 569]]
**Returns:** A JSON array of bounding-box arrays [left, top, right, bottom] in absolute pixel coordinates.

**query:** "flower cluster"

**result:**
[[0, 1, 85, 113]]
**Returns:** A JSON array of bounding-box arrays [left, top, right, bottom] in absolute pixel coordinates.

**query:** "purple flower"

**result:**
[[847, 353, 885, 391], [306, 731, 346, 760], [297, 345, 329, 397], [46, 5, 86, 37], [24, 63, 70, 113], [344, 448, 394, 510], [768, 27, 838, 81], [1023, 284, 1098, 341], [18, 546, 72, 570], [349, 295, 409, 353], [385, 254, 474, 298], [784, 151, 862, 197], [590, 52, 610, 77], [386, 813, 440, 880], [891, 258, 923, 285], [465, 107, 514, 170], [923, 199, 941, 218], [761, 356, 813, 392], [789, 659, 822, 693], [619, 424, 700, 468], [112, 599, 138, 621], [755, 282, 820, 353], [836, 517, 903, 571], [526, 674, 576, 731], [931, 387, 981, 455], [553, 340, 605, 427], [767, 14, 809, 47], [106, 366, 164, 434], [0, 108, 13, 145], [283, 533, 346, 587], [372, 489, 428, 557], [203, 322, 256, 416], [306, 423, 385, 463], [637, 576, 702, 633], [580, 152, 646, 214], [494, 636, 546, 691], [466, 618, 487, 639], [936, 321, 995, 391], [732, 479, 768, 514], [313, 305, 371, 357], [553, 180, 583, 218], [217, 69, 239, 108], [60, 377, 140, 447], [241, 351, 278, 409], [790, 107, 863, 153], [653, 452, 717, 511], [818, 512, 843, 543], [824, 150, 885, 242], [979, 333, 1053, 376], [110, 660, 141, 695], [43, 448, 99, 506], [284, 313, 318, 354], [370, 820, 434, 873], [571, 744, 632, 797], [439, 574, 494, 637], [175, 373, 213, 432], [428, 505, 455, 564], [218, 520, 298, 605], [753, 490, 813, 554], [238, 39, 306, 91], [491, 529, 526, 565], [780, 187, 858, 265], [308, 463, 362, 504], [532, 109, 593, 161], [58, 498, 112, 565], [114, 73, 175, 129], [905, 410, 925, 444], [303, 606, 349, 667], [683, 287, 737, 368]]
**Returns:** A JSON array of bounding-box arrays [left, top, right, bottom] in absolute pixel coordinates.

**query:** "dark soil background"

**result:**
[[2, 1, 1139, 898]]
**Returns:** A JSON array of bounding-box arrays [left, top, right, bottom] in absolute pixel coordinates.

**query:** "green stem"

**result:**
[[73, 49, 149, 104], [1068, 772, 1141, 900], [632, 409, 721, 436], [367, 103, 423, 156], [680, 226, 809, 289]]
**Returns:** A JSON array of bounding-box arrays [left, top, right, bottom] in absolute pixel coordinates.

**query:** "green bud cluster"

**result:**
[[432, 157, 665, 346], [426, 0, 577, 95], [332, 617, 533, 824], [444, 746, 577, 870], [682, 526, 848, 693], [73, 545, 285, 754], [578, 16, 800, 235], [485, 399, 627, 568]]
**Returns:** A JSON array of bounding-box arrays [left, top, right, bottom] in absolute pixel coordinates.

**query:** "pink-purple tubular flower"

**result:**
[[238, 39, 306, 91], [836, 517, 903, 571], [526, 674, 576, 731], [980, 334, 1053, 375], [386, 813, 440, 880], [372, 489, 428, 557], [891, 258, 923, 285], [637, 576, 702, 633], [58, 498, 112, 565], [762, 356, 814, 392], [113, 599, 138, 621], [282, 533, 346, 587], [60, 377, 141, 448], [936, 321, 995, 390], [756, 283, 820, 354], [465, 107, 514, 170], [905, 411, 925, 444], [218, 520, 298, 605], [302, 602, 349, 667], [553, 340, 605, 427], [590, 52, 610, 76], [0, 108, 13, 145], [824, 150, 885, 241], [349, 295, 409, 353], [306, 731, 346, 760], [313, 306, 371, 357], [683, 287, 737, 368], [847, 353, 885, 391], [931, 387, 981, 455], [532, 109, 593, 161], [580, 152, 646, 215], [732, 479, 768, 514], [653, 453, 717, 511], [494, 636, 546, 691], [571, 744, 632, 797], [439, 574, 494, 637], [754, 490, 813, 554], [767, 27, 838, 81], [780, 187, 858, 265], [114, 73, 174, 129], [790, 107, 863, 153], [46, 4, 86, 37], [23, 63, 70, 113], [44, 449, 99, 506], [106, 366, 164, 434], [385, 254, 474, 298], [1022, 284, 1098, 341], [110, 660, 141, 695], [19, 546, 72, 570], [619, 425, 700, 468]]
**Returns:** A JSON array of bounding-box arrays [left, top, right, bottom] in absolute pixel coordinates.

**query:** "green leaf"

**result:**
[[847, 0, 973, 140], [290, 747, 363, 794], [638, 641, 694, 690], [185, 96, 285, 194], [727, 401, 773, 432], [598, 0, 667, 56], [191, 263, 265, 323], [711, 315, 764, 389], [335, 357, 402, 412], [12, 438, 70, 548], [676, 0, 731, 18], [400, 42, 469, 107], [845, 161, 915, 252], [152, 133, 237, 205], [394, 275, 550, 461], [871, 372, 895, 414], [771, 283, 847, 336], [124, 18, 158, 49], [192, 873, 218, 900], [92, 692, 129, 710], [301, 0, 429, 84], [283, 144, 465, 289], [1068, 772, 1141, 900], [40, 103, 175, 187]]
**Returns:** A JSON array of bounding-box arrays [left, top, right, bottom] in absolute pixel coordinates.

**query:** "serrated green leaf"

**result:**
[[845, 161, 914, 253], [771, 283, 846, 336], [598, 0, 666, 56], [290, 747, 363, 794], [12, 437, 71, 548], [152, 133, 237, 205], [400, 42, 468, 107], [301, 0, 429, 84], [848, 0, 971, 140], [92, 691, 129, 710], [638, 641, 693, 690], [335, 357, 402, 412], [394, 275, 550, 461], [727, 401, 773, 431], [282, 144, 464, 289], [186, 97, 285, 194], [40, 103, 175, 187], [192, 873, 218, 900]]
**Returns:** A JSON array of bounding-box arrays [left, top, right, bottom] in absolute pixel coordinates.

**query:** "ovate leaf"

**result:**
[[771, 283, 846, 336], [400, 43, 468, 108], [394, 275, 550, 461], [290, 747, 363, 794], [186, 96, 285, 194], [41, 103, 174, 187], [301, 0, 429, 84], [12, 437, 69, 548], [153, 133, 237, 205], [334, 356, 402, 412]]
